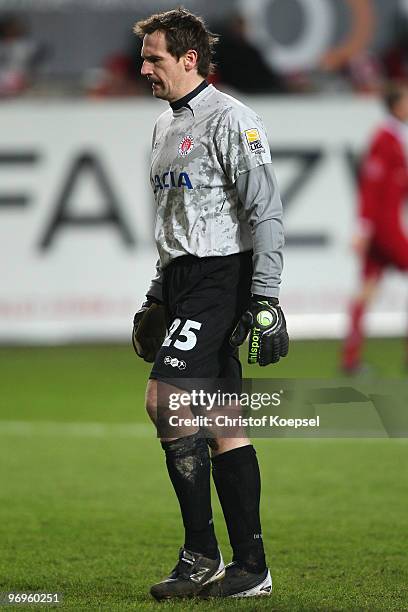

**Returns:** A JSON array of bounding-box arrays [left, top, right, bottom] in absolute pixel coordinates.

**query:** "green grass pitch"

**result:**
[[0, 339, 407, 610]]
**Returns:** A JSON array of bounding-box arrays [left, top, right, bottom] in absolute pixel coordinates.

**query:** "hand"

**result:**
[[132, 298, 167, 362], [230, 296, 289, 366]]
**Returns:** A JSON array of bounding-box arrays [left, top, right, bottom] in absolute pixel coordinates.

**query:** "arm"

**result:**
[[358, 134, 388, 234], [235, 164, 284, 298], [214, 107, 288, 365], [352, 134, 388, 255], [132, 258, 166, 362], [132, 121, 167, 361], [231, 163, 288, 365], [146, 258, 163, 303], [214, 107, 283, 296]]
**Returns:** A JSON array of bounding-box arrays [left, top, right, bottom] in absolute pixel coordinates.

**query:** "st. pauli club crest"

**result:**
[[178, 134, 195, 156]]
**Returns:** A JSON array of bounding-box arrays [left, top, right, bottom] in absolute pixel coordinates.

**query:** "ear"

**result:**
[[183, 49, 198, 72]]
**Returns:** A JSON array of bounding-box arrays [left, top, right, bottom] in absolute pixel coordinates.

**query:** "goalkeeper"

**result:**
[[132, 7, 288, 602]]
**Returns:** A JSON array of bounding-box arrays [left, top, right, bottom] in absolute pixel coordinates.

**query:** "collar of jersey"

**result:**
[[170, 80, 209, 113]]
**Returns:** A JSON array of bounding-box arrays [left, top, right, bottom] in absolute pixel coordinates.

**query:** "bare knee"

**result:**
[[210, 437, 251, 457], [358, 276, 379, 303]]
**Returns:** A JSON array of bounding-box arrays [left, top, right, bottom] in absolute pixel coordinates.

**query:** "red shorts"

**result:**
[[363, 232, 408, 279]]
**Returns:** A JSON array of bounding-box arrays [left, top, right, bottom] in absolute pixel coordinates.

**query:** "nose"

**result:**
[[141, 60, 152, 76]]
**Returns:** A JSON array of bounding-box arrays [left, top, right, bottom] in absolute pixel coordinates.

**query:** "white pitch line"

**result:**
[[0, 421, 153, 438]]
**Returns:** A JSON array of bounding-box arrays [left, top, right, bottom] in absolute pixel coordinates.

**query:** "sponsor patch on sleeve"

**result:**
[[244, 128, 265, 154]]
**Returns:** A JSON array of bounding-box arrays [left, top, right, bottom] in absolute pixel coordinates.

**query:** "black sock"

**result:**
[[212, 445, 266, 573], [161, 433, 218, 559]]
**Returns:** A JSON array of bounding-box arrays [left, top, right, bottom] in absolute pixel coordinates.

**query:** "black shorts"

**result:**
[[150, 251, 252, 388]]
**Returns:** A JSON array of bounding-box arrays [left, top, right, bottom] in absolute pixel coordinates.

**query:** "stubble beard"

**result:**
[[150, 80, 168, 101]]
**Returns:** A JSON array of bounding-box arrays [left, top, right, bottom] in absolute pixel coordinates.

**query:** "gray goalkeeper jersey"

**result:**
[[148, 82, 284, 299]]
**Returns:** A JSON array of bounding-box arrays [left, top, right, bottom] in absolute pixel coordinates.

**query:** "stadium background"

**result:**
[[1, 1, 407, 610]]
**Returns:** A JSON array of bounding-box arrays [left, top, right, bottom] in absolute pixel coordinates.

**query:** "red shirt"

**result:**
[[358, 118, 408, 238]]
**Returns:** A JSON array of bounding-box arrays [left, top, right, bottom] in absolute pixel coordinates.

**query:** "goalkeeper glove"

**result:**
[[132, 297, 167, 363], [230, 296, 289, 366]]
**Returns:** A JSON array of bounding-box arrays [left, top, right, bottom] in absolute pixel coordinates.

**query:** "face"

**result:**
[[394, 90, 408, 123], [141, 30, 187, 102]]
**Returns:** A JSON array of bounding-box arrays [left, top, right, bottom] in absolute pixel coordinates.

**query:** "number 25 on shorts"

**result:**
[[162, 318, 202, 351]]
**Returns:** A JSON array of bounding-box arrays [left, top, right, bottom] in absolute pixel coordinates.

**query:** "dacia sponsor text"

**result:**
[[153, 171, 193, 193]]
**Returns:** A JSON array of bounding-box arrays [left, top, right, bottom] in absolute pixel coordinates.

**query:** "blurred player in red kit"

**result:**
[[341, 82, 408, 373]]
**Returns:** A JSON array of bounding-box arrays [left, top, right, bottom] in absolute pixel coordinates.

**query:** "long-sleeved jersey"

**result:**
[[147, 81, 284, 300]]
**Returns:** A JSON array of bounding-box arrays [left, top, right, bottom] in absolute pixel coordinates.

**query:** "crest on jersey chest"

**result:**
[[178, 134, 195, 157]]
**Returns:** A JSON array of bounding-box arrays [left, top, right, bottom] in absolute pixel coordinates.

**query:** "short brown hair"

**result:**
[[134, 6, 218, 78]]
